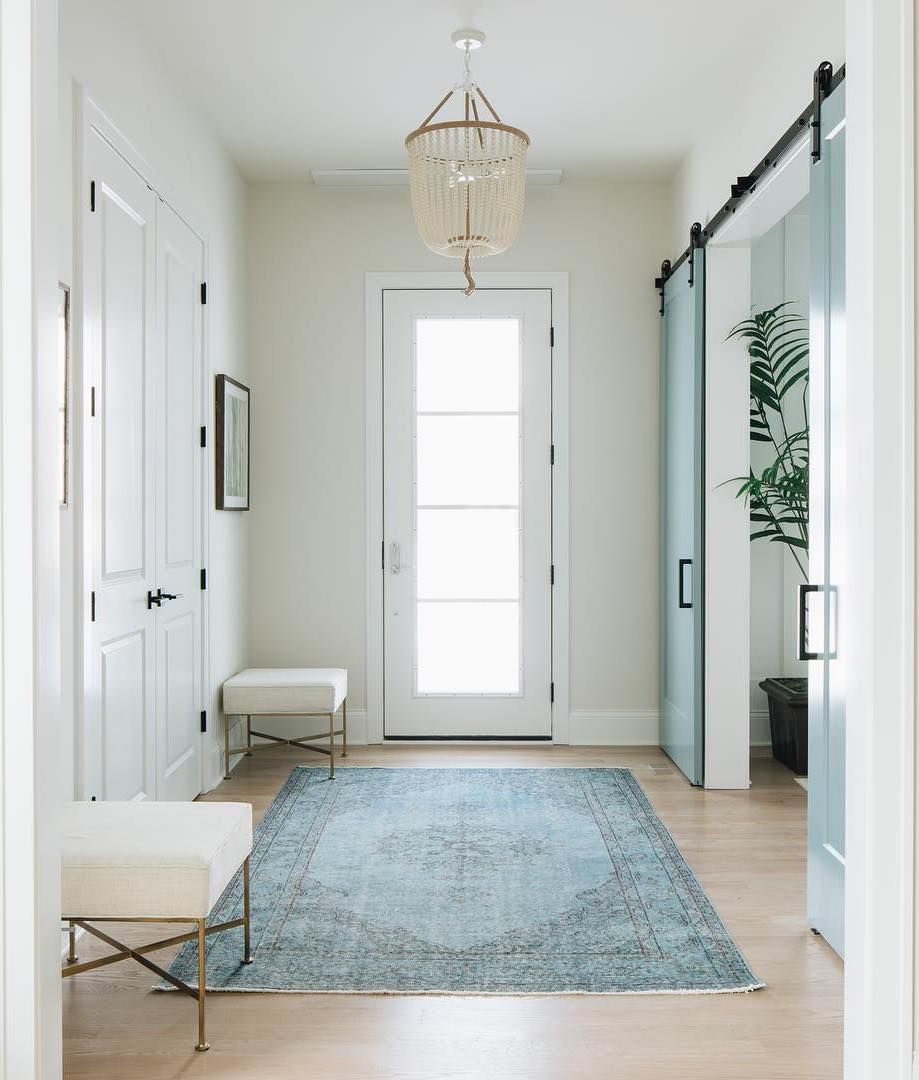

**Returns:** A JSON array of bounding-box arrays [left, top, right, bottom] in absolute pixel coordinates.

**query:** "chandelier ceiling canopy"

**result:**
[[405, 30, 530, 295]]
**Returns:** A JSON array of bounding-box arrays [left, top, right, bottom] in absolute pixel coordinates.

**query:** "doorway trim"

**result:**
[[845, 0, 916, 1073], [364, 271, 570, 744]]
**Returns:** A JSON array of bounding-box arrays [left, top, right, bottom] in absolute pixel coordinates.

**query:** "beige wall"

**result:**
[[246, 179, 670, 738]]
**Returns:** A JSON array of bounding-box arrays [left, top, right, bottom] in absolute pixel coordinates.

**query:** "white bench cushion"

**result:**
[[61, 801, 252, 919], [223, 667, 347, 715]]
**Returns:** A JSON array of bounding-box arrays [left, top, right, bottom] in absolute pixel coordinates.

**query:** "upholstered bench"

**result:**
[[61, 800, 253, 1051], [222, 667, 348, 780]]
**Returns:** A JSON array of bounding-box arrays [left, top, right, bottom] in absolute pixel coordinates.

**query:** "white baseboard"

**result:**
[[750, 707, 772, 747], [567, 709, 659, 746]]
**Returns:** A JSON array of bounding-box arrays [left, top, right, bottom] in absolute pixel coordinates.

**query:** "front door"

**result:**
[[383, 289, 553, 738], [806, 79, 846, 957]]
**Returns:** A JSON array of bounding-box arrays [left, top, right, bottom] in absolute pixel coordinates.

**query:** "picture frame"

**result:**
[[215, 374, 250, 511]]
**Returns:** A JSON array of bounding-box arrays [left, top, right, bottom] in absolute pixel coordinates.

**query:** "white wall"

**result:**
[[669, 4, 844, 253], [246, 179, 671, 742], [58, 0, 250, 794]]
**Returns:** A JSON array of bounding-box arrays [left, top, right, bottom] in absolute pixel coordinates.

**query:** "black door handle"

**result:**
[[797, 583, 819, 660], [678, 558, 692, 609], [798, 583, 839, 661], [148, 588, 181, 609]]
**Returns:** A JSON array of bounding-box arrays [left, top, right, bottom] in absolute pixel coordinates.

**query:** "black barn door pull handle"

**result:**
[[678, 559, 692, 609]]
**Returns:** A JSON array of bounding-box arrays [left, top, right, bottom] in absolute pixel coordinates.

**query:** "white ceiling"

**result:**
[[101, 0, 835, 181]]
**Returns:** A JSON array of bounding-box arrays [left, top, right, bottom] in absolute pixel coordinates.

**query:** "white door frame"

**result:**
[[1, 0, 62, 1075], [74, 92, 211, 799], [700, 132, 813, 792], [845, 0, 915, 1074], [365, 272, 570, 744]]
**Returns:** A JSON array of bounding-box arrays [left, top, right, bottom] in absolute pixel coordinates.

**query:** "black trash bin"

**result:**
[[759, 677, 808, 776]]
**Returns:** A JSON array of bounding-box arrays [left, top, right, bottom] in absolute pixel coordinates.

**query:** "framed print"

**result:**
[[216, 374, 250, 510]]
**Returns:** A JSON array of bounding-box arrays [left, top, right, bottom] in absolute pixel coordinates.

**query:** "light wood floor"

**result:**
[[62, 745, 843, 1080]]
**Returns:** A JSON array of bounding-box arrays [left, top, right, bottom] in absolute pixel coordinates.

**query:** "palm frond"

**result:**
[[726, 302, 810, 577]]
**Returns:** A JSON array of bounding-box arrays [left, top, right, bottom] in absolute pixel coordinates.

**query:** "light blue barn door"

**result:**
[[660, 253, 705, 785], [806, 79, 845, 957]]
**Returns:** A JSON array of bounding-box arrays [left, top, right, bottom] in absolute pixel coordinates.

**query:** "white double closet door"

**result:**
[[383, 289, 553, 738], [82, 130, 205, 802]]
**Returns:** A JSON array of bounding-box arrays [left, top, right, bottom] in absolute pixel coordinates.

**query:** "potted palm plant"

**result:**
[[728, 303, 809, 774]]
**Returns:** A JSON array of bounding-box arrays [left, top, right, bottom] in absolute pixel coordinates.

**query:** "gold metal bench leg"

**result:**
[[196, 918, 209, 1051], [224, 714, 232, 780], [243, 856, 253, 964], [328, 713, 335, 780], [67, 920, 78, 963], [341, 698, 348, 758]]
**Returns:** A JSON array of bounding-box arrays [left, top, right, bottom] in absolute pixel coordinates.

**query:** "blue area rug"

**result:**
[[166, 767, 763, 994]]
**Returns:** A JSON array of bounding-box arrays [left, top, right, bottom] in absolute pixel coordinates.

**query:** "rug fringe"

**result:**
[[156, 981, 766, 997]]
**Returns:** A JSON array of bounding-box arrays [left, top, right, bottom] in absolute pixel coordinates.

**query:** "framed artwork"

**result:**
[[215, 374, 250, 510]]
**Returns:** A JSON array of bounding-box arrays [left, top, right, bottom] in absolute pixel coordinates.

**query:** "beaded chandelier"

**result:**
[[405, 30, 530, 295]]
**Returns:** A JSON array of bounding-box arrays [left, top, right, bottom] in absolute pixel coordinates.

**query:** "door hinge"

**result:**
[[550, 681, 555, 703], [811, 61, 835, 163], [550, 443, 555, 466], [382, 541, 385, 571], [200, 425, 207, 448], [200, 710, 207, 733], [200, 567, 207, 591], [90, 591, 96, 622], [550, 564, 555, 586], [90, 386, 96, 417], [90, 180, 96, 213], [656, 259, 672, 316], [688, 222, 702, 287], [550, 325, 555, 348], [200, 282, 207, 305]]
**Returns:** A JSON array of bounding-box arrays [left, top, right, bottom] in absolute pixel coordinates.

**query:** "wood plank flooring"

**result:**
[[62, 745, 843, 1080]]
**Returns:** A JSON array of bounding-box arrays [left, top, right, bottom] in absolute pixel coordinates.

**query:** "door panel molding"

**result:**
[[365, 272, 569, 744]]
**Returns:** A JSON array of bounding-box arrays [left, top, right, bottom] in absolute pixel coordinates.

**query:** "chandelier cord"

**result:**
[[461, 42, 473, 92], [463, 249, 476, 296]]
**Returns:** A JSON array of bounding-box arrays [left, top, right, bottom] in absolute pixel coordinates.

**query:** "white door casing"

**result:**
[[382, 288, 553, 738]]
